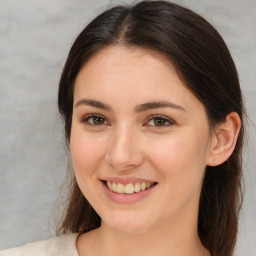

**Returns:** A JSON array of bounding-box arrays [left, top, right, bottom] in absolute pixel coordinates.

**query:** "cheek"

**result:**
[[70, 128, 109, 211], [70, 128, 106, 181], [147, 129, 210, 197], [149, 134, 207, 171]]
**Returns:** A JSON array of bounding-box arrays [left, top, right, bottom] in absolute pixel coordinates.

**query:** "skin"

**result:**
[[70, 46, 240, 256]]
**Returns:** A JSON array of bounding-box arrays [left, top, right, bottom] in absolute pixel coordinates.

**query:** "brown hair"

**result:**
[[57, 1, 245, 256]]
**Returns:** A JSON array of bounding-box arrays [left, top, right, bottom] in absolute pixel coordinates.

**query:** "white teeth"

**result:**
[[112, 182, 117, 192], [134, 183, 140, 192], [107, 181, 112, 190], [106, 181, 155, 194], [116, 183, 125, 193], [124, 183, 134, 194], [140, 182, 146, 191]]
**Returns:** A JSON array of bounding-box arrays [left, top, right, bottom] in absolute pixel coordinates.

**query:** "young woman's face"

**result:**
[[71, 46, 213, 234]]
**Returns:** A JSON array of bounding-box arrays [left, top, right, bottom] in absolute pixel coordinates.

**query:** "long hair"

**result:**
[[57, 1, 245, 255]]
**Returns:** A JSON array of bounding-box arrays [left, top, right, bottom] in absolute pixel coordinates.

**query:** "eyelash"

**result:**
[[145, 115, 174, 127], [81, 114, 109, 126], [81, 114, 174, 127]]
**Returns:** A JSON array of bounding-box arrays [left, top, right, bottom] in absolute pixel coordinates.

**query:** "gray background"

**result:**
[[0, 0, 255, 255]]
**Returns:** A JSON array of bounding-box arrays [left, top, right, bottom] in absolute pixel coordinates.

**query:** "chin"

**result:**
[[102, 214, 151, 234], [108, 223, 148, 235]]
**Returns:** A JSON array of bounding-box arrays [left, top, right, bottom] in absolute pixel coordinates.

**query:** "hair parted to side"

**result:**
[[57, 1, 245, 256]]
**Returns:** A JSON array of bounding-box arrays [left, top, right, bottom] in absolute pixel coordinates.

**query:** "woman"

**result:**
[[0, 1, 245, 256]]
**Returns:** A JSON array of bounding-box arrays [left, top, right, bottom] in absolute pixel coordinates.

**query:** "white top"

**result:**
[[0, 233, 79, 256]]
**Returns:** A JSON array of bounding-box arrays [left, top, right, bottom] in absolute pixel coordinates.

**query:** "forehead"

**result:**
[[73, 46, 204, 113], [79, 45, 177, 78], [75, 46, 180, 91]]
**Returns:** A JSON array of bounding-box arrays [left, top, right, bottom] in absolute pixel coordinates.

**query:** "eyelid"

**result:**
[[145, 114, 175, 127], [81, 113, 109, 125], [80, 113, 174, 127]]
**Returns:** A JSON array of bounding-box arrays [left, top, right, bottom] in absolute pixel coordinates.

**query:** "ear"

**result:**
[[207, 112, 241, 166]]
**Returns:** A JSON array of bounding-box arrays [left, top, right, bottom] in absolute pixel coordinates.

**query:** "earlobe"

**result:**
[[207, 112, 241, 166]]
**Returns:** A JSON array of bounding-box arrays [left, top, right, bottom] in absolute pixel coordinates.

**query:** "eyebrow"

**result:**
[[75, 98, 112, 111], [135, 101, 186, 112], [75, 98, 186, 112]]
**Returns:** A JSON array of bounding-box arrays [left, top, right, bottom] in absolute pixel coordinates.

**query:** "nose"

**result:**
[[106, 125, 144, 171]]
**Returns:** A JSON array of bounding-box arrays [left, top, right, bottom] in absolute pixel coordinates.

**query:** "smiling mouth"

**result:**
[[102, 180, 157, 194]]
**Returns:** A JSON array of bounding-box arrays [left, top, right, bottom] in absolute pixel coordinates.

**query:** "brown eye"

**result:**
[[147, 115, 174, 127], [82, 114, 108, 126], [153, 118, 167, 126], [92, 116, 105, 125]]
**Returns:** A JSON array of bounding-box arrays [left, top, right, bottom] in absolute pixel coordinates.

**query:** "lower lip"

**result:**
[[101, 181, 156, 204]]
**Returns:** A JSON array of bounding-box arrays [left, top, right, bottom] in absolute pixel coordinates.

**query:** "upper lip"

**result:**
[[100, 177, 157, 185]]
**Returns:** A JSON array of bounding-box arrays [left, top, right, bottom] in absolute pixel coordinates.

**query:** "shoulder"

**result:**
[[0, 233, 79, 256]]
